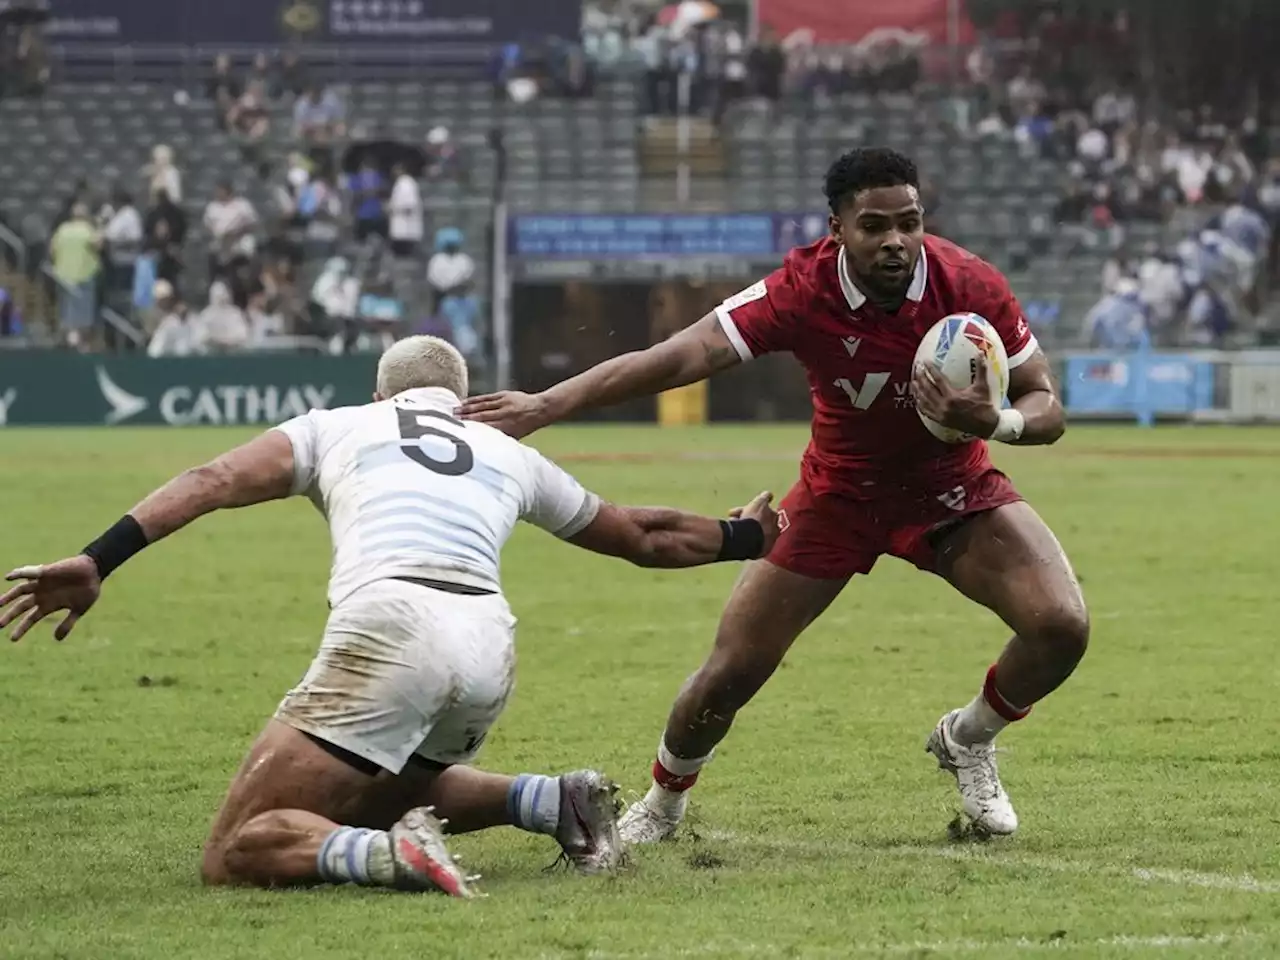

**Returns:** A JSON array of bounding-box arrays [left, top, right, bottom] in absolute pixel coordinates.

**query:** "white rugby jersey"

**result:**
[[274, 386, 600, 606]]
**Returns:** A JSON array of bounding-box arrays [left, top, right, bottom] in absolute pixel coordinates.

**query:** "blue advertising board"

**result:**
[[508, 213, 830, 260], [1064, 352, 1215, 420], [44, 0, 580, 44]]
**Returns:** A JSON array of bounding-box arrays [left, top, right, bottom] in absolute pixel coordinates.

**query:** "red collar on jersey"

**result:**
[[836, 244, 929, 312]]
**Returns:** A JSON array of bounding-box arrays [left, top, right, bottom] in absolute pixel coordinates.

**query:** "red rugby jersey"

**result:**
[[714, 234, 1039, 498]]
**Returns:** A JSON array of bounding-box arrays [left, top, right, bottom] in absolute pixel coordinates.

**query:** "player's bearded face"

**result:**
[[832, 185, 925, 300]]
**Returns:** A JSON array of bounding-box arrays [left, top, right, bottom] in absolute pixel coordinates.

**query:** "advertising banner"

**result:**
[[43, 0, 580, 45], [1063, 353, 1215, 418], [509, 213, 829, 261], [756, 0, 973, 46], [0, 353, 378, 427]]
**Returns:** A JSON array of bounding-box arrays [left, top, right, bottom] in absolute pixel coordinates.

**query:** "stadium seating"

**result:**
[[0, 73, 1227, 347]]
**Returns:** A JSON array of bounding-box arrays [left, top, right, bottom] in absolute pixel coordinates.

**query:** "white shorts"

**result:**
[[274, 578, 516, 774]]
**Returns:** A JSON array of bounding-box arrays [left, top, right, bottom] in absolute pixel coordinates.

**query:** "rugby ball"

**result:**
[[913, 313, 1010, 443]]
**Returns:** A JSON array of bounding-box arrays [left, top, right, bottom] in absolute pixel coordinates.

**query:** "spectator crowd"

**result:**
[[12, 49, 483, 363], [947, 8, 1280, 346], [584, 0, 923, 123], [5, 3, 1280, 356]]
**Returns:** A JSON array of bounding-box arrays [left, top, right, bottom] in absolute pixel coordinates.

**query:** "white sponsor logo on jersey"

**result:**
[[721, 280, 768, 313]]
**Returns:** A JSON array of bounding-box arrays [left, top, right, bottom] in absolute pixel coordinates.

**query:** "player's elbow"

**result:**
[[1043, 414, 1067, 445]]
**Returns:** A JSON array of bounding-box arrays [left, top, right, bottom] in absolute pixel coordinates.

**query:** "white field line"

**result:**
[[560, 932, 1249, 959], [702, 829, 1280, 895]]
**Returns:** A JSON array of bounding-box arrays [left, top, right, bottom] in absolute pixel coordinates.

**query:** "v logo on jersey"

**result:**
[[842, 336, 862, 358], [833, 372, 891, 410]]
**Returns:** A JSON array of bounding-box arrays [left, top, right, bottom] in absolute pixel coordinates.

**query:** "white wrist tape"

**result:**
[[991, 408, 1026, 443]]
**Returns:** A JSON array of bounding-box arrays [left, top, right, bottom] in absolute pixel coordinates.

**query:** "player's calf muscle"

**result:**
[[214, 810, 333, 887]]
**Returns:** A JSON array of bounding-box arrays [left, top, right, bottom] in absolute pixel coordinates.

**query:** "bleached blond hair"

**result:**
[[376, 335, 469, 400]]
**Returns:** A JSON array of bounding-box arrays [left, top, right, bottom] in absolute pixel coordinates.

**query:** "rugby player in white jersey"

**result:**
[[0, 336, 779, 898]]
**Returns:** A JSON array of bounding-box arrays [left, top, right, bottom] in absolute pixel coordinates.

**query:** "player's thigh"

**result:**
[[205, 719, 437, 853], [699, 480, 866, 678], [935, 500, 1088, 640], [707, 558, 848, 676]]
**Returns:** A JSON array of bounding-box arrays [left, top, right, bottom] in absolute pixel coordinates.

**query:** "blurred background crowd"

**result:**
[[1, 0, 1278, 369]]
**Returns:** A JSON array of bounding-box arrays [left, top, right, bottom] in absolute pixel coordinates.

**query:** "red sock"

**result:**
[[983, 664, 1032, 722], [652, 741, 708, 792], [653, 760, 700, 792]]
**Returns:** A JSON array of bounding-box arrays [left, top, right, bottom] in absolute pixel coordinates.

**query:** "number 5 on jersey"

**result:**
[[397, 407, 474, 476], [833, 373, 891, 410]]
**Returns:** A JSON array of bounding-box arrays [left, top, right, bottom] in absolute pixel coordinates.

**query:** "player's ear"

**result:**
[[372, 391, 384, 402], [829, 213, 843, 244]]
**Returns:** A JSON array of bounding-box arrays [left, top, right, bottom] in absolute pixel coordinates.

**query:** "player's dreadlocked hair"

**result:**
[[823, 147, 919, 214]]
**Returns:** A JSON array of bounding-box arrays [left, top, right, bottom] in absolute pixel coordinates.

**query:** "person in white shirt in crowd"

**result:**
[[144, 144, 183, 205], [1006, 65, 1045, 118], [204, 181, 258, 271], [975, 109, 1008, 139], [310, 256, 362, 352], [199, 280, 250, 353], [1101, 248, 1136, 296], [388, 162, 424, 259], [293, 85, 346, 144], [1137, 251, 1190, 329], [1219, 201, 1271, 263], [102, 188, 144, 296], [274, 152, 313, 221], [1084, 278, 1150, 349], [1092, 88, 1136, 130], [1161, 137, 1213, 205], [426, 227, 475, 310], [0, 335, 780, 895], [1076, 125, 1109, 167], [147, 280, 203, 357]]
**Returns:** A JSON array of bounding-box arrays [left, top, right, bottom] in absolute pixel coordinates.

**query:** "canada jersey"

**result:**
[[714, 234, 1039, 498], [274, 386, 600, 607]]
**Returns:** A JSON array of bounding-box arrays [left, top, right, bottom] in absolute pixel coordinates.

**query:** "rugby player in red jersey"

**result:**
[[460, 147, 1089, 839]]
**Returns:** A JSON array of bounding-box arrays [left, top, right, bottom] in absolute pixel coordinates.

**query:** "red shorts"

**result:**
[[768, 467, 1024, 579]]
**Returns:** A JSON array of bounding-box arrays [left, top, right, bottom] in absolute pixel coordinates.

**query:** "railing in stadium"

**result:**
[[50, 41, 533, 83]]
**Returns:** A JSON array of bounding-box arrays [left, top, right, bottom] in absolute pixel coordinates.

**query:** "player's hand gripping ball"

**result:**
[[912, 313, 1010, 443]]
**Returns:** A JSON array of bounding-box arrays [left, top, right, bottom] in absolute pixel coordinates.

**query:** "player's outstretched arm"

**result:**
[[122, 430, 297, 543], [567, 491, 779, 568], [459, 312, 742, 438], [0, 431, 296, 642]]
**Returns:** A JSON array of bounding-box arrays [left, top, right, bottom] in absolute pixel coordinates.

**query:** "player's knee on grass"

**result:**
[[208, 809, 331, 887], [202, 812, 269, 887], [201, 843, 233, 886]]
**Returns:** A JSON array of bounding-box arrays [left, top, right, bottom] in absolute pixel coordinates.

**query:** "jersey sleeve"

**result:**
[[979, 266, 1040, 369], [713, 262, 800, 361], [272, 411, 323, 496], [519, 447, 602, 539]]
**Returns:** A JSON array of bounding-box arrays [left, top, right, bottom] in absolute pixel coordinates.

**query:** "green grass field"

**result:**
[[2, 424, 1280, 959]]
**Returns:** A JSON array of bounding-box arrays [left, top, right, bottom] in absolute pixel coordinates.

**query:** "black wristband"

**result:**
[[717, 518, 765, 562], [82, 515, 149, 580]]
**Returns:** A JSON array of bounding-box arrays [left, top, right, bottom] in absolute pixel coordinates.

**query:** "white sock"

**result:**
[[648, 739, 711, 815], [644, 781, 690, 817], [316, 826, 396, 886], [950, 693, 1010, 746], [506, 773, 562, 835]]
